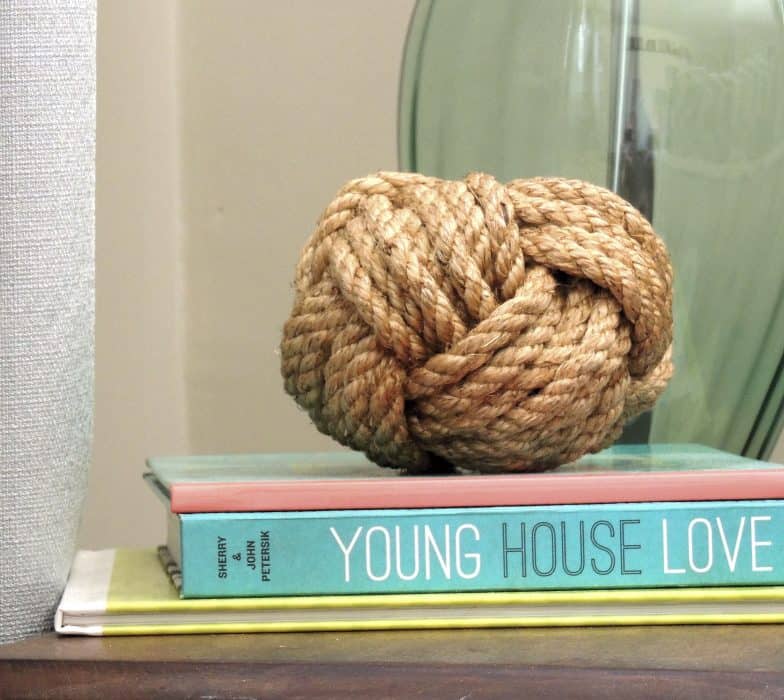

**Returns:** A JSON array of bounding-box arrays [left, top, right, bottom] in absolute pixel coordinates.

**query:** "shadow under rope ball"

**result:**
[[280, 171, 673, 474]]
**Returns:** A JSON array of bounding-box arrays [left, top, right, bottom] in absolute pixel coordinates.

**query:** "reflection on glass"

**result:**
[[399, 0, 784, 457]]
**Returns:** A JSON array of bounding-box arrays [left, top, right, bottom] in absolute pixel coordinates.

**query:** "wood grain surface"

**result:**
[[2, 626, 784, 699]]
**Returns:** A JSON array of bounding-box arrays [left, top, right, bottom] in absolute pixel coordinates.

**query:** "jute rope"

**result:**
[[281, 172, 673, 473]]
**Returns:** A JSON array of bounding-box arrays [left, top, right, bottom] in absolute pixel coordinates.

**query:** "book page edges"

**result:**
[[169, 470, 784, 513], [54, 549, 116, 634], [101, 613, 784, 635], [100, 585, 784, 613]]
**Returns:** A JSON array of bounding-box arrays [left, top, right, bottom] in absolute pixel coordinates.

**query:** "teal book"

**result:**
[[164, 500, 784, 598], [146, 444, 784, 514]]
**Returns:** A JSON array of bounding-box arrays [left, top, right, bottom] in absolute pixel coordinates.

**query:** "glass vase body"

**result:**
[[399, 0, 784, 456]]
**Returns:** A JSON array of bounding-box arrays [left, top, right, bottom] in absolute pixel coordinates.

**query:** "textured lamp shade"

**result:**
[[0, 1, 95, 643]]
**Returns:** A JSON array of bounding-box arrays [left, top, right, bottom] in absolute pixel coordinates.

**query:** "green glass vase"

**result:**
[[399, 0, 784, 457]]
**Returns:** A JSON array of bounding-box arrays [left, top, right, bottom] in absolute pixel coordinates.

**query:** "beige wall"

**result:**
[[179, 1, 415, 453], [81, 1, 187, 549], [81, 0, 415, 548]]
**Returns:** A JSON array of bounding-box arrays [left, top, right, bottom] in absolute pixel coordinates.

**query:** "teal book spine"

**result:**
[[176, 500, 784, 597]]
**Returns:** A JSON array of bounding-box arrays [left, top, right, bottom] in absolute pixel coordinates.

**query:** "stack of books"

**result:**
[[56, 444, 784, 635]]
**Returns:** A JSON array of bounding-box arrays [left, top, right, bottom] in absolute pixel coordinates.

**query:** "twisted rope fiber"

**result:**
[[281, 172, 673, 473]]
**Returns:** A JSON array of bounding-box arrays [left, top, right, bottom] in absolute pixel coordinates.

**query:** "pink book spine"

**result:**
[[169, 469, 784, 513]]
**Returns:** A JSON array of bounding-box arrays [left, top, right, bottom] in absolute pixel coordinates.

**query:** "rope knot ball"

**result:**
[[281, 172, 673, 473]]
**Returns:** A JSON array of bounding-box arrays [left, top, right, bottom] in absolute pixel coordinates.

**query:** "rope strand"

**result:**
[[281, 172, 673, 473]]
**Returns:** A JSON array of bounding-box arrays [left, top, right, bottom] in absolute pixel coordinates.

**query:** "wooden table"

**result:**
[[2, 626, 784, 699]]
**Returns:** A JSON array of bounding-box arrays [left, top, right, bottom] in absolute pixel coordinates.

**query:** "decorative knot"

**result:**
[[281, 172, 673, 473]]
